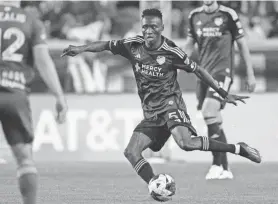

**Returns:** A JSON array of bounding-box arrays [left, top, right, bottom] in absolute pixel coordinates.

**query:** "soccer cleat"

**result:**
[[238, 142, 261, 163], [218, 170, 234, 180], [205, 165, 223, 180]]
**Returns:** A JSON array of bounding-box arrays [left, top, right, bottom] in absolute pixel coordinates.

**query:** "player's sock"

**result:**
[[198, 136, 241, 154], [207, 123, 222, 166], [219, 128, 229, 170], [133, 158, 155, 184], [17, 166, 38, 204]]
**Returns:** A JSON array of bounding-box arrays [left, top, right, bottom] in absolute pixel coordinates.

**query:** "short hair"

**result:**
[[141, 8, 163, 20]]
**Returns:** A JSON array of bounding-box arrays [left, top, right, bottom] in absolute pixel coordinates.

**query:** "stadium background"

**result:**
[[0, 0, 277, 163]]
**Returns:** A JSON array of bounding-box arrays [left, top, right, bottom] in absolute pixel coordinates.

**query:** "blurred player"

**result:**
[[0, 1, 67, 204], [184, 0, 256, 179], [62, 8, 260, 190]]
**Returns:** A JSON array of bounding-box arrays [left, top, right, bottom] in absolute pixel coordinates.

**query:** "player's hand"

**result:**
[[246, 74, 256, 93], [55, 97, 67, 124], [224, 94, 249, 106], [61, 45, 83, 57]]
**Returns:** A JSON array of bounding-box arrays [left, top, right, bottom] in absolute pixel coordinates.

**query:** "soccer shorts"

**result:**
[[0, 91, 34, 145], [196, 75, 232, 110], [134, 108, 197, 152]]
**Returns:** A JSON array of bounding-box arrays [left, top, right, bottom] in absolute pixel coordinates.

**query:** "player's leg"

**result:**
[[201, 97, 224, 178], [1, 93, 37, 204], [124, 130, 154, 184], [166, 109, 261, 163], [124, 121, 157, 184], [197, 80, 223, 178], [202, 75, 233, 179]]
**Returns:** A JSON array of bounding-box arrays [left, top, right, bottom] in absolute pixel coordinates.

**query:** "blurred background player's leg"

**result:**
[[202, 94, 232, 180], [0, 93, 38, 204]]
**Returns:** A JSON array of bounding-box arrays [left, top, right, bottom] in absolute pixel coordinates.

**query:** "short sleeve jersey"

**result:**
[[0, 5, 47, 92], [109, 35, 197, 120], [188, 5, 244, 77]]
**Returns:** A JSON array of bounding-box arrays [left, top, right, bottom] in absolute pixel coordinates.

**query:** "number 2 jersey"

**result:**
[[0, 5, 46, 92], [188, 5, 244, 77], [109, 35, 197, 120]]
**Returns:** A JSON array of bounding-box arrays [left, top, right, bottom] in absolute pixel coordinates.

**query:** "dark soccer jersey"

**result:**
[[0, 5, 46, 92], [109, 35, 197, 120], [188, 5, 244, 77]]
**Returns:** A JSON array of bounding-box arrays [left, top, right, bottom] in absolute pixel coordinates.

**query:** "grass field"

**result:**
[[0, 162, 277, 204]]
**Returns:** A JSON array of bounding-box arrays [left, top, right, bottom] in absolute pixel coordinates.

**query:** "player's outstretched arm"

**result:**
[[33, 45, 67, 123], [61, 41, 110, 57], [194, 66, 249, 106]]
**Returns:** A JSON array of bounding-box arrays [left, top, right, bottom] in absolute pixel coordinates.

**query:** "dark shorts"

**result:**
[[196, 75, 233, 110], [0, 91, 33, 146], [134, 108, 197, 152]]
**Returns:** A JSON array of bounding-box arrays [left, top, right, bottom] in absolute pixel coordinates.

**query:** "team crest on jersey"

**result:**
[[214, 17, 223, 26], [156, 56, 166, 65]]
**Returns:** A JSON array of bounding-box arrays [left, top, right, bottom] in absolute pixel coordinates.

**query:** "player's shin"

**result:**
[[219, 127, 229, 170], [133, 158, 155, 184], [207, 123, 222, 166], [17, 160, 38, 204], [198, 136, 239, 154]]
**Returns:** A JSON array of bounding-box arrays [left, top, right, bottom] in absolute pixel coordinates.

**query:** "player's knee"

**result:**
[[124, 147, 140, 163], [201, 98, 222, 125], [17, 159, 37, 178], [172, 126, 194, 151]]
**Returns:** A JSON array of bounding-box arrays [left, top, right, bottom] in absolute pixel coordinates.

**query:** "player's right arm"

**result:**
[[32, 19, 67, 123], [61, 38, 133, 59]]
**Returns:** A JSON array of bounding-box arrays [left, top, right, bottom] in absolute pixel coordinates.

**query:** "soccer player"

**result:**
[[62, 8, 260, 189], [184, 0, 256, 180], [0, 1, 67, 204]]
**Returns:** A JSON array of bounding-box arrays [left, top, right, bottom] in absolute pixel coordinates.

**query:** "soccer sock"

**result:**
[[207, 123, 222, 166], [17, 165, 38, 204], [199, 136, 240, 154], [219, 128, 229, 170], [18, 173, 38, 204], [133, 158, 155, 184]]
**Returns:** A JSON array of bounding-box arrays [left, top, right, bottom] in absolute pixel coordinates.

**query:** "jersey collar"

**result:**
[[144, 36, 165, 51]]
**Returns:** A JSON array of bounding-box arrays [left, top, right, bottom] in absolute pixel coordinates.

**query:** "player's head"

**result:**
[[0, 0, 21, 7], [141, 8, 164, 46], [203, 0, 217, 6]]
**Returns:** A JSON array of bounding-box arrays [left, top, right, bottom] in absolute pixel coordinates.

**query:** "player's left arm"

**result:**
[[229, 9, 256, 92], [194, 64, 249, 106], [173, 48, 248, 106]]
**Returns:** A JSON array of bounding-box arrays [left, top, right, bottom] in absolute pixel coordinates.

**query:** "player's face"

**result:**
[[203, 0, 216, 6], [141, 16, 164, 46]]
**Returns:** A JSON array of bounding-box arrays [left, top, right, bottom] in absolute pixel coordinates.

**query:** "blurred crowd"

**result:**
[[21, 1, 278, 93], [22, 1, 278, 40]]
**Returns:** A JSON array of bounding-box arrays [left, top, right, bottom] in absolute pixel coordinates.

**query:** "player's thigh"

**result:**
[[171, 126, 194, 150], [1, 93, 34, 147], [165, 108, 198, 149], [206, 75, 232, 110], [129, 120, 170, 153]]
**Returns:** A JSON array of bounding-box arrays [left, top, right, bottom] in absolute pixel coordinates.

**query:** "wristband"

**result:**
[[218, 88, 228, 98]]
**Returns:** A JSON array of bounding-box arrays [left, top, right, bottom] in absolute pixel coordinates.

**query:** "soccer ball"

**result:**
[[148, 174, 176, 202]]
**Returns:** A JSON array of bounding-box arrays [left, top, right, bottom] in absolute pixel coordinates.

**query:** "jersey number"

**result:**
[[0, 27, 25, 62]]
